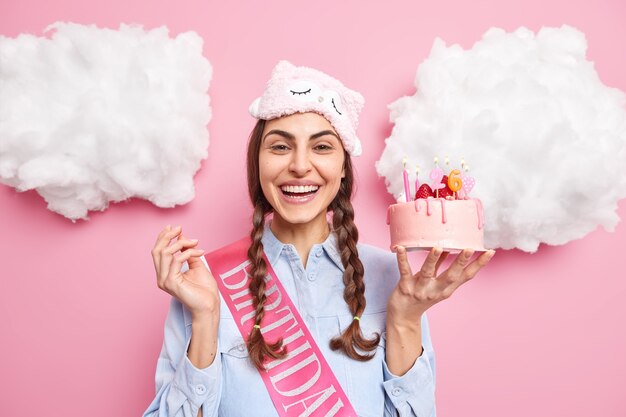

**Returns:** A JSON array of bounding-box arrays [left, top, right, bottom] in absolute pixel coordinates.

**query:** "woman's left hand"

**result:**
[[387, 246, 496, 324]]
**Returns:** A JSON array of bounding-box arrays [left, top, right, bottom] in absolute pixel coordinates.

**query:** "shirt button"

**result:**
[[392, 387, 402, 397], [195, 384, 207, 395], [315, 249, 322, 257], [237, 344, 246, 352], [307, 273, 316, 281]]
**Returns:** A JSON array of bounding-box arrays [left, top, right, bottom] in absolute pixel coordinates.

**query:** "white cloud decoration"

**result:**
[[376, 25, 626, 253], [0, 22, 212, 221]]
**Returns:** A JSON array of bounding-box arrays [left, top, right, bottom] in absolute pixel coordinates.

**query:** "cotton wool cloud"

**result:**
[[0, 22, 212, 221], [376, 25, 626, 253]]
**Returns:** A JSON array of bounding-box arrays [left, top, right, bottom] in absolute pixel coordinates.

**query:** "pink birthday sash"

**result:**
[[204, 236, 357, 417]]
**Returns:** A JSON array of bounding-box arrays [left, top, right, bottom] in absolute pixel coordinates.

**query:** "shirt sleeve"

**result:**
[[382, 312, 437, 417], [142, 262, 222, 417]]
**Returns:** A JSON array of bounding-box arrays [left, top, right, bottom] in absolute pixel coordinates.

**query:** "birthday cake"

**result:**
[[387, 159, 486, 253]]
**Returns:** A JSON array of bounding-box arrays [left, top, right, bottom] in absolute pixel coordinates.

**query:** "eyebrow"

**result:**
[[263, 129, 340, 142]]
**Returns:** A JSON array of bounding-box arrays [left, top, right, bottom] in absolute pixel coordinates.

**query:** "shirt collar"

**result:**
[[261, 221, 345, 272]]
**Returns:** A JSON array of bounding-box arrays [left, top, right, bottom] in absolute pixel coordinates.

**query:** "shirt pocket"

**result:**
[[217, 317, 270, 415], [218, 317, 249, 359], [337, 311, 387, 417]]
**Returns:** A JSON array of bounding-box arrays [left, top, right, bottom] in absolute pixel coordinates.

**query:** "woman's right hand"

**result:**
[[151, 224, 220, 319]]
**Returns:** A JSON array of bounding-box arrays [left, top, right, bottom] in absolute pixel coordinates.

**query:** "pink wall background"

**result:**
[[1, 0, 625, 416]]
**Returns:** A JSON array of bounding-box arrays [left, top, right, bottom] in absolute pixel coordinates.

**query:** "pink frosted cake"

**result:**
[[387, 160, 487, 253], [387, 197, 485, 253]]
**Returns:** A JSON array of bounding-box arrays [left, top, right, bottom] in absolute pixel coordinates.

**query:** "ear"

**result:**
[[249, 97, 262, 117]]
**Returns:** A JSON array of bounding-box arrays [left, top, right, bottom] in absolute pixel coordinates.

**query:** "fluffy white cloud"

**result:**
[[376, 25, 626, 253], [0, 22, 212, 221]]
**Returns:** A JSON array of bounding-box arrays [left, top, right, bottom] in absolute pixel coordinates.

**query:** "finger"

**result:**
[[187, 250, 207, 269], [178, 233, 198, 251], [153, 224, 180, 254], [462, 250, 496, 282], [169, 248, 206, 279], [434, 251, 449, 276], [158, 226, 184, 286], [419, 247, 444, 278], [151, 224, 172, 271], [395, 245, 414, 281], [153, 224, 172, 246], [160, 225, 182, 246], [445, 249, 476, 280], [153, 225, 182, 265], [165, 235, 199, 256]]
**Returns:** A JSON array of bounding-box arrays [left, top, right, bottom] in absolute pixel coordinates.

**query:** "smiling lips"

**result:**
[[279, 184, 320, 203]]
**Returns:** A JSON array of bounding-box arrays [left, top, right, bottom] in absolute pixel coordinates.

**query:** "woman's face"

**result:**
[[259, 111, 345, 227]]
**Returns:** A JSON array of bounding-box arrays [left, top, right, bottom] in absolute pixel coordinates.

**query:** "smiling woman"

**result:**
[[143, 60, 495, 417], [259, 114, 345, 229]]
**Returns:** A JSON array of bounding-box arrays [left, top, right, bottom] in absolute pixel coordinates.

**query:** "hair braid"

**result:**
[[245, 201, 288, 371], [328, 161, 380, 361]]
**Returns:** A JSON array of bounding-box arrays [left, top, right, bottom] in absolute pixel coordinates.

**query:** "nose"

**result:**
[[288, 147, 312, 176]]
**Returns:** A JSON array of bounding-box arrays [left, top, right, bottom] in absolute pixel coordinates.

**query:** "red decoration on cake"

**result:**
[[437, 185, 455, 199], [415, 183, 434, 199], [437, 175, 451, 198]]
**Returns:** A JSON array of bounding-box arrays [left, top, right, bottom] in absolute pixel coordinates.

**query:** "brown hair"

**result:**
[[245, 118, 379, 371]]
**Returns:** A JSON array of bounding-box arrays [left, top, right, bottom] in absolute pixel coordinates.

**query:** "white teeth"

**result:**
[[280, 185, 319, 193]]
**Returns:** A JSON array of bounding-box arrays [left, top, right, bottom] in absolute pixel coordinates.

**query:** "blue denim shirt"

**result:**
[[143, 224, 436, 417]]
